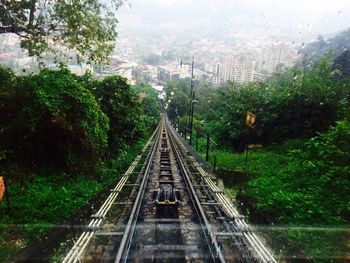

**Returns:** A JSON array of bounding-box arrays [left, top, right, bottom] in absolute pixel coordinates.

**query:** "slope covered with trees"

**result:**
[[134, 85, 161, 129], [165, 52, 350, 261], [206, 58, 349, 150], [0, 65, 160, 261], [298, 28, 350, 71]]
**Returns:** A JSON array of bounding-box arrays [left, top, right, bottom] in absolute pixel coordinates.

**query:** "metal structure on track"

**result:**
[[62, 116, 277, 263]]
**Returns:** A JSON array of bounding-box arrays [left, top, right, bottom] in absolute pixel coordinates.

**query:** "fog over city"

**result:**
[[1, 0, 350, 81], [117, 0, 350, 40]]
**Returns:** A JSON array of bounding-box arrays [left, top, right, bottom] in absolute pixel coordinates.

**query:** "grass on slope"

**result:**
[[210, 137, 350, 262], [0, 139, 146, 261]]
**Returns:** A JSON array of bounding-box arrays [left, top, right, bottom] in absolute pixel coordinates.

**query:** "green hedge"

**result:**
[[1, 67, 109, 170]]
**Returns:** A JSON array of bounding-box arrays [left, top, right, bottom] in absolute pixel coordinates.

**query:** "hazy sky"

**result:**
[[117, 0, 350, 40]]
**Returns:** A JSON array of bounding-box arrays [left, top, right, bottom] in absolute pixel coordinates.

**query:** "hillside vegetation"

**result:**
[[0, 66, 160, 261], [166, 52, 350, 261]]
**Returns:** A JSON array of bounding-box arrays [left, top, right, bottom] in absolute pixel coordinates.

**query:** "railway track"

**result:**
[[62, 116, 277, 263]]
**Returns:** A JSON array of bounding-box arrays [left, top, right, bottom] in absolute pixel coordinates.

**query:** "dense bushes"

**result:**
[[0, 66, 156, 172], [164, 54, 349, 262], [1, 67, 109, 170], [0, 67, 17, 162], [165, 58, 350, 151], [167, 90, 190, 121], [246, 120, 350, 224], [88, 76, 146, 154], [245, 121, 350, 260], [134, 85, 161, 129], [206, 59, 350, 150], [0, 66, 160, 260]]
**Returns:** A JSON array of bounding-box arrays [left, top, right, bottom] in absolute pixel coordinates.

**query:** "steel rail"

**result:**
[[166, 120, 226, 263], [61, 126, 158, 263], [114, 121, 163, 263], [168, 120, 277, 263]]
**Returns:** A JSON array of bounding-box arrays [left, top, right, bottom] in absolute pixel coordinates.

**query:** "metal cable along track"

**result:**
[[62, 125, 159, 263]]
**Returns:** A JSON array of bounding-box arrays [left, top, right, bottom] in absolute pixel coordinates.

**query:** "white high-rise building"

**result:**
[[204, 61, 223, 87], [204, 61, 221, 76], [223, 55, 236, 82], [258, 43, 297, 74], [223, 54, 255, 84]]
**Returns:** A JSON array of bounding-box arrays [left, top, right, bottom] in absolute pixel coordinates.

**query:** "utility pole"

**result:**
[[188, 56, 194, 130], [189, 92, 197, 145]]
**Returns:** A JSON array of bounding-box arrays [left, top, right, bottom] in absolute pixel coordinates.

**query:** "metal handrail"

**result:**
[[173, 122, 218, 171]]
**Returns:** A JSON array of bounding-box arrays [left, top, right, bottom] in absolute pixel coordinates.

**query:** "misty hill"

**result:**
[[298, 28, 350, 70]]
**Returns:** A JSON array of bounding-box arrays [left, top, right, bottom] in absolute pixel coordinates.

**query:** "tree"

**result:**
[[201, 57, 350, 150], [167, 91, 189, 121], [144, 54, 161, 65], [333, 49, 350, 80], [0, 66, 109, 170], [135, 85, 160, 119], [0, 0, 123, 63], [134, 85, 161, 129], [165, 79, 191, 98], [89, 76, 145, 153]]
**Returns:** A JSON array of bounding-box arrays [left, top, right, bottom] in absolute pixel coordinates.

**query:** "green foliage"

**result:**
[[167, 91, 190, 120], [89, 75, 145, 153], [0, 0, 123, 63], [0, 66, 17, 162], [332, 49, 350, 80], [298, 29, 350, 69], [213, 128, 350, 261], [0, 67, 109, 170], [240, 121, 350, 260], [143, 53, 162, 65], [0, 65, 151, 260], [0, 66, 16, 90], [0, 138, 146, 261], [247, 120, 350, 224], [165, 79, 191, 98], [207, 58, 350, 150], [213, 149, 289, 175], [134, 85, 161, 129]]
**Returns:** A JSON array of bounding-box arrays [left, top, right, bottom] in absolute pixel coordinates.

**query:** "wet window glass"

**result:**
[[1, 0, 349, 262]]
